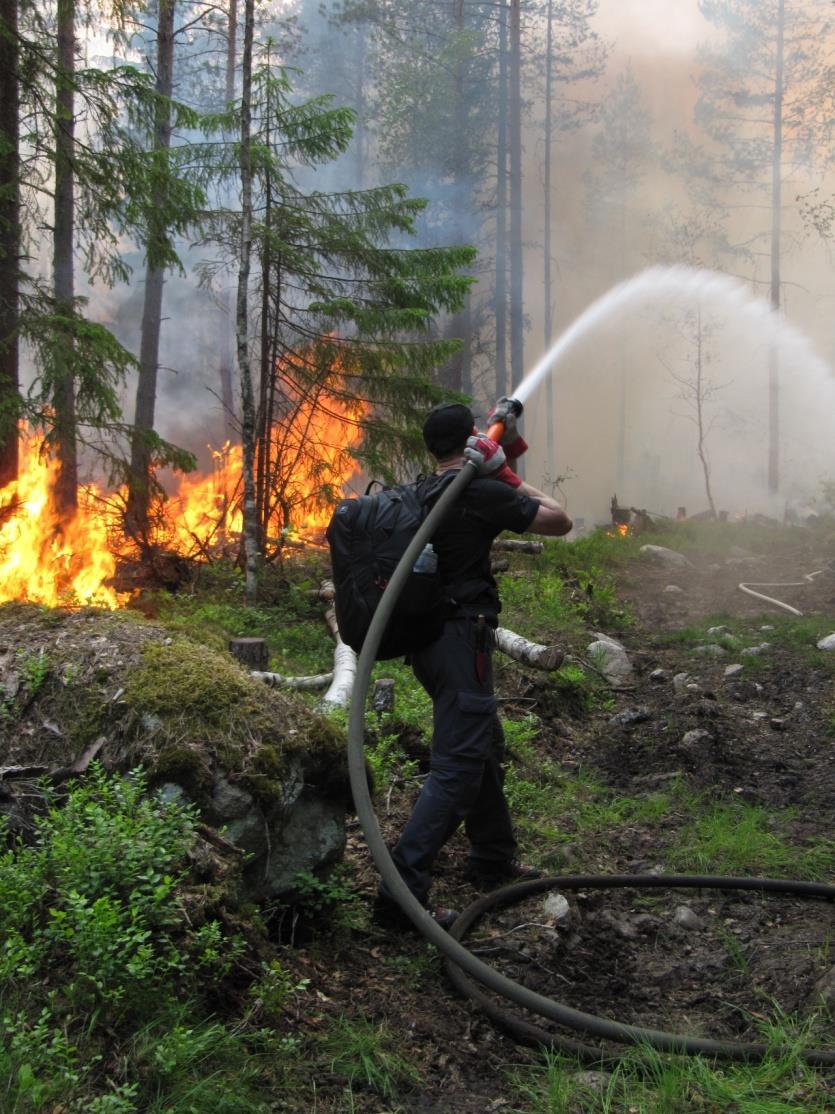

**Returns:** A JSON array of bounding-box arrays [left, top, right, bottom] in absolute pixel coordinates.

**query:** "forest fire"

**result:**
[[0, 390, 365, 609], [0, 435, 125, 610]]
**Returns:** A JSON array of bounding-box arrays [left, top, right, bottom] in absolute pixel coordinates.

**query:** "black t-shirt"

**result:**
[[424, 472, 540, 621]]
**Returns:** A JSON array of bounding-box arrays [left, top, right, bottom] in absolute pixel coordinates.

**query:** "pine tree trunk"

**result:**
[[237, 0, 259, 605], [446, 0, 470, 395], [217, 0, 237, 443], [494, 0, 508, 398], [255, 146, 272, 550], [0, 0, 20, 487], [508, 0, 523, 394], [52, 0, 78, 518], [126, 0, 175, 541], [542, 0, 555, 483], [768, 0, 784, 495], [354, 25, 366, 188]]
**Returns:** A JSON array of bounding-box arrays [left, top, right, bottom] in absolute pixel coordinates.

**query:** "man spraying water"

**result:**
[[373, 398, 572, 930]]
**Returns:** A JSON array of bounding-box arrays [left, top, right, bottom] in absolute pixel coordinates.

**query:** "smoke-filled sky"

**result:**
[[599, 0, 704, 53], [67, 0, 835, 521]]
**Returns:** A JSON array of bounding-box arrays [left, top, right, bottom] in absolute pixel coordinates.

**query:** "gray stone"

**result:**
[[681, 728, 711, 748], [724, 664, 744, 678], [663, 584, 684, 594], [741, 643, 770, 657], [707, 626, 728, 636], [204, 758, 346, 903], [640, 544, 692, 568], [543, 893, 571, 925], [592, 632, 624, 650], [587, 640, 633, 681], [608, 706, 651, 727], [694, 643, 727, 657], [573, 1071, 613, 1092], [211, 774, 255, 821], [816, 633, 835, 651], [672, 671, 691, 693], [673, 905, 705, 931], [257, 791, 346, 899], [649, 668, 668, 681]]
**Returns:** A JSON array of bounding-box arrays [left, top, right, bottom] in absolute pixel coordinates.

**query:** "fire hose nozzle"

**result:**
[[486, 396, 523, 443]]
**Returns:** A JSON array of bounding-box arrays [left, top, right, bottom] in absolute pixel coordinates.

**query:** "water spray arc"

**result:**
[[346, 285, 835, 1064]]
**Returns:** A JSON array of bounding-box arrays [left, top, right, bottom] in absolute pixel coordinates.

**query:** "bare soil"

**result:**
[[282, 530, 835, 1111]]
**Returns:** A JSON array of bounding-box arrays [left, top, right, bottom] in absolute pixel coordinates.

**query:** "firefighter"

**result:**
[[374, 400, 572, 929]]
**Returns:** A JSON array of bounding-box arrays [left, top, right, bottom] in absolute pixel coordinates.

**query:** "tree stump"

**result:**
[[372, 678, 395, 715], [229, 637, 269, 671]]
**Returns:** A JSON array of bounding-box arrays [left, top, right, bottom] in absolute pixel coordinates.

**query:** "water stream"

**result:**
[[515, 265, 833, 407], [513, 266, 835, 513]]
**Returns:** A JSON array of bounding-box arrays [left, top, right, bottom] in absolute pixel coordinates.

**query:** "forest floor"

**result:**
[[3, 522, 833, 1112], [271, 527, 835, 1112]]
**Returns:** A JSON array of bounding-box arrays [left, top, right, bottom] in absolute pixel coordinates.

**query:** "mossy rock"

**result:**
[[124, 637, 346, 784]]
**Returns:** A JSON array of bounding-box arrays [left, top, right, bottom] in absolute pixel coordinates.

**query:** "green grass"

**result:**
[[657, 614, 835, 665], [322, 1016, 422, 1100], [507, 1025, 834, 1113], [670, 801, 834, 880]]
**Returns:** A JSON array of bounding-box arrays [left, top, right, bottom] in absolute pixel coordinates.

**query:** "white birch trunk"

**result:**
[[495, 627, 564, 670], [252, 671, 333, 690], [319, 606, 357, 708]]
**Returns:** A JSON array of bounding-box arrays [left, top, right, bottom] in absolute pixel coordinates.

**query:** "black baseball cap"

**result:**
[[422, 402, 475, 457]]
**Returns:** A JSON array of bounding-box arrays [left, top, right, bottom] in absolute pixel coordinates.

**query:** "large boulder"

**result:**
[[0, 604, 349, 903]]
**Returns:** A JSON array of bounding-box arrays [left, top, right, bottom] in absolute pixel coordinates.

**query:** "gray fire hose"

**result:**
[[346, 462, 835, 1065]]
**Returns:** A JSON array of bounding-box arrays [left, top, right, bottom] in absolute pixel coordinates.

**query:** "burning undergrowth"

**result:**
[[0, 373, 366, 610]]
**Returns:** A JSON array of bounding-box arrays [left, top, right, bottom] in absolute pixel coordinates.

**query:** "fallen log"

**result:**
[[252, 670, 333, 690], [495, 628, 564, 671]]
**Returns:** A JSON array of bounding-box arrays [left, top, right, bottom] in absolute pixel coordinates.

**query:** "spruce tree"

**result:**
[[198, 55, 474, 593]]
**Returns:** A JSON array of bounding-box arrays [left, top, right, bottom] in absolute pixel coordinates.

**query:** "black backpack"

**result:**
[[326, 473, 457, 660]]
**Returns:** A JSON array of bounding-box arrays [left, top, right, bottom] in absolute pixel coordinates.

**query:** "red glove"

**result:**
[[486, 397, 528, 460], [464, 435, 522, 488]]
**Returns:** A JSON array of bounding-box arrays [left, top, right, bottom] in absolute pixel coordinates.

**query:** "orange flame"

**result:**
[[0, 435, 125, 609], [0, 382, 365, 608]]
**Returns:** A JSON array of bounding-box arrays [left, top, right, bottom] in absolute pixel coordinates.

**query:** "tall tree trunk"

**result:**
[[695, 309, 716, 518], [494, 0, 508, 398], [542, 0, 555, 483], [0, 0, 20, 487], [446, 0, 470, 395], [52, 0, 77, 518], [508, 0, 523, 394], [217, 0, 237, 442], [768, 0, 784, 494], [354, 23, 366, 188], [237, 0, 258, 604], [255, 94, 273, 551], [126, 0, 175, 540]]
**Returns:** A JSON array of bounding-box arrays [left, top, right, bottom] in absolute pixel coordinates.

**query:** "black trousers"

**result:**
[[380, 617, 517, 906]]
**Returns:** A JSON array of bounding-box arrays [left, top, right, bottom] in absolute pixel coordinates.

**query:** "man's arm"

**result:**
[[517, 480, 573, 537]]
